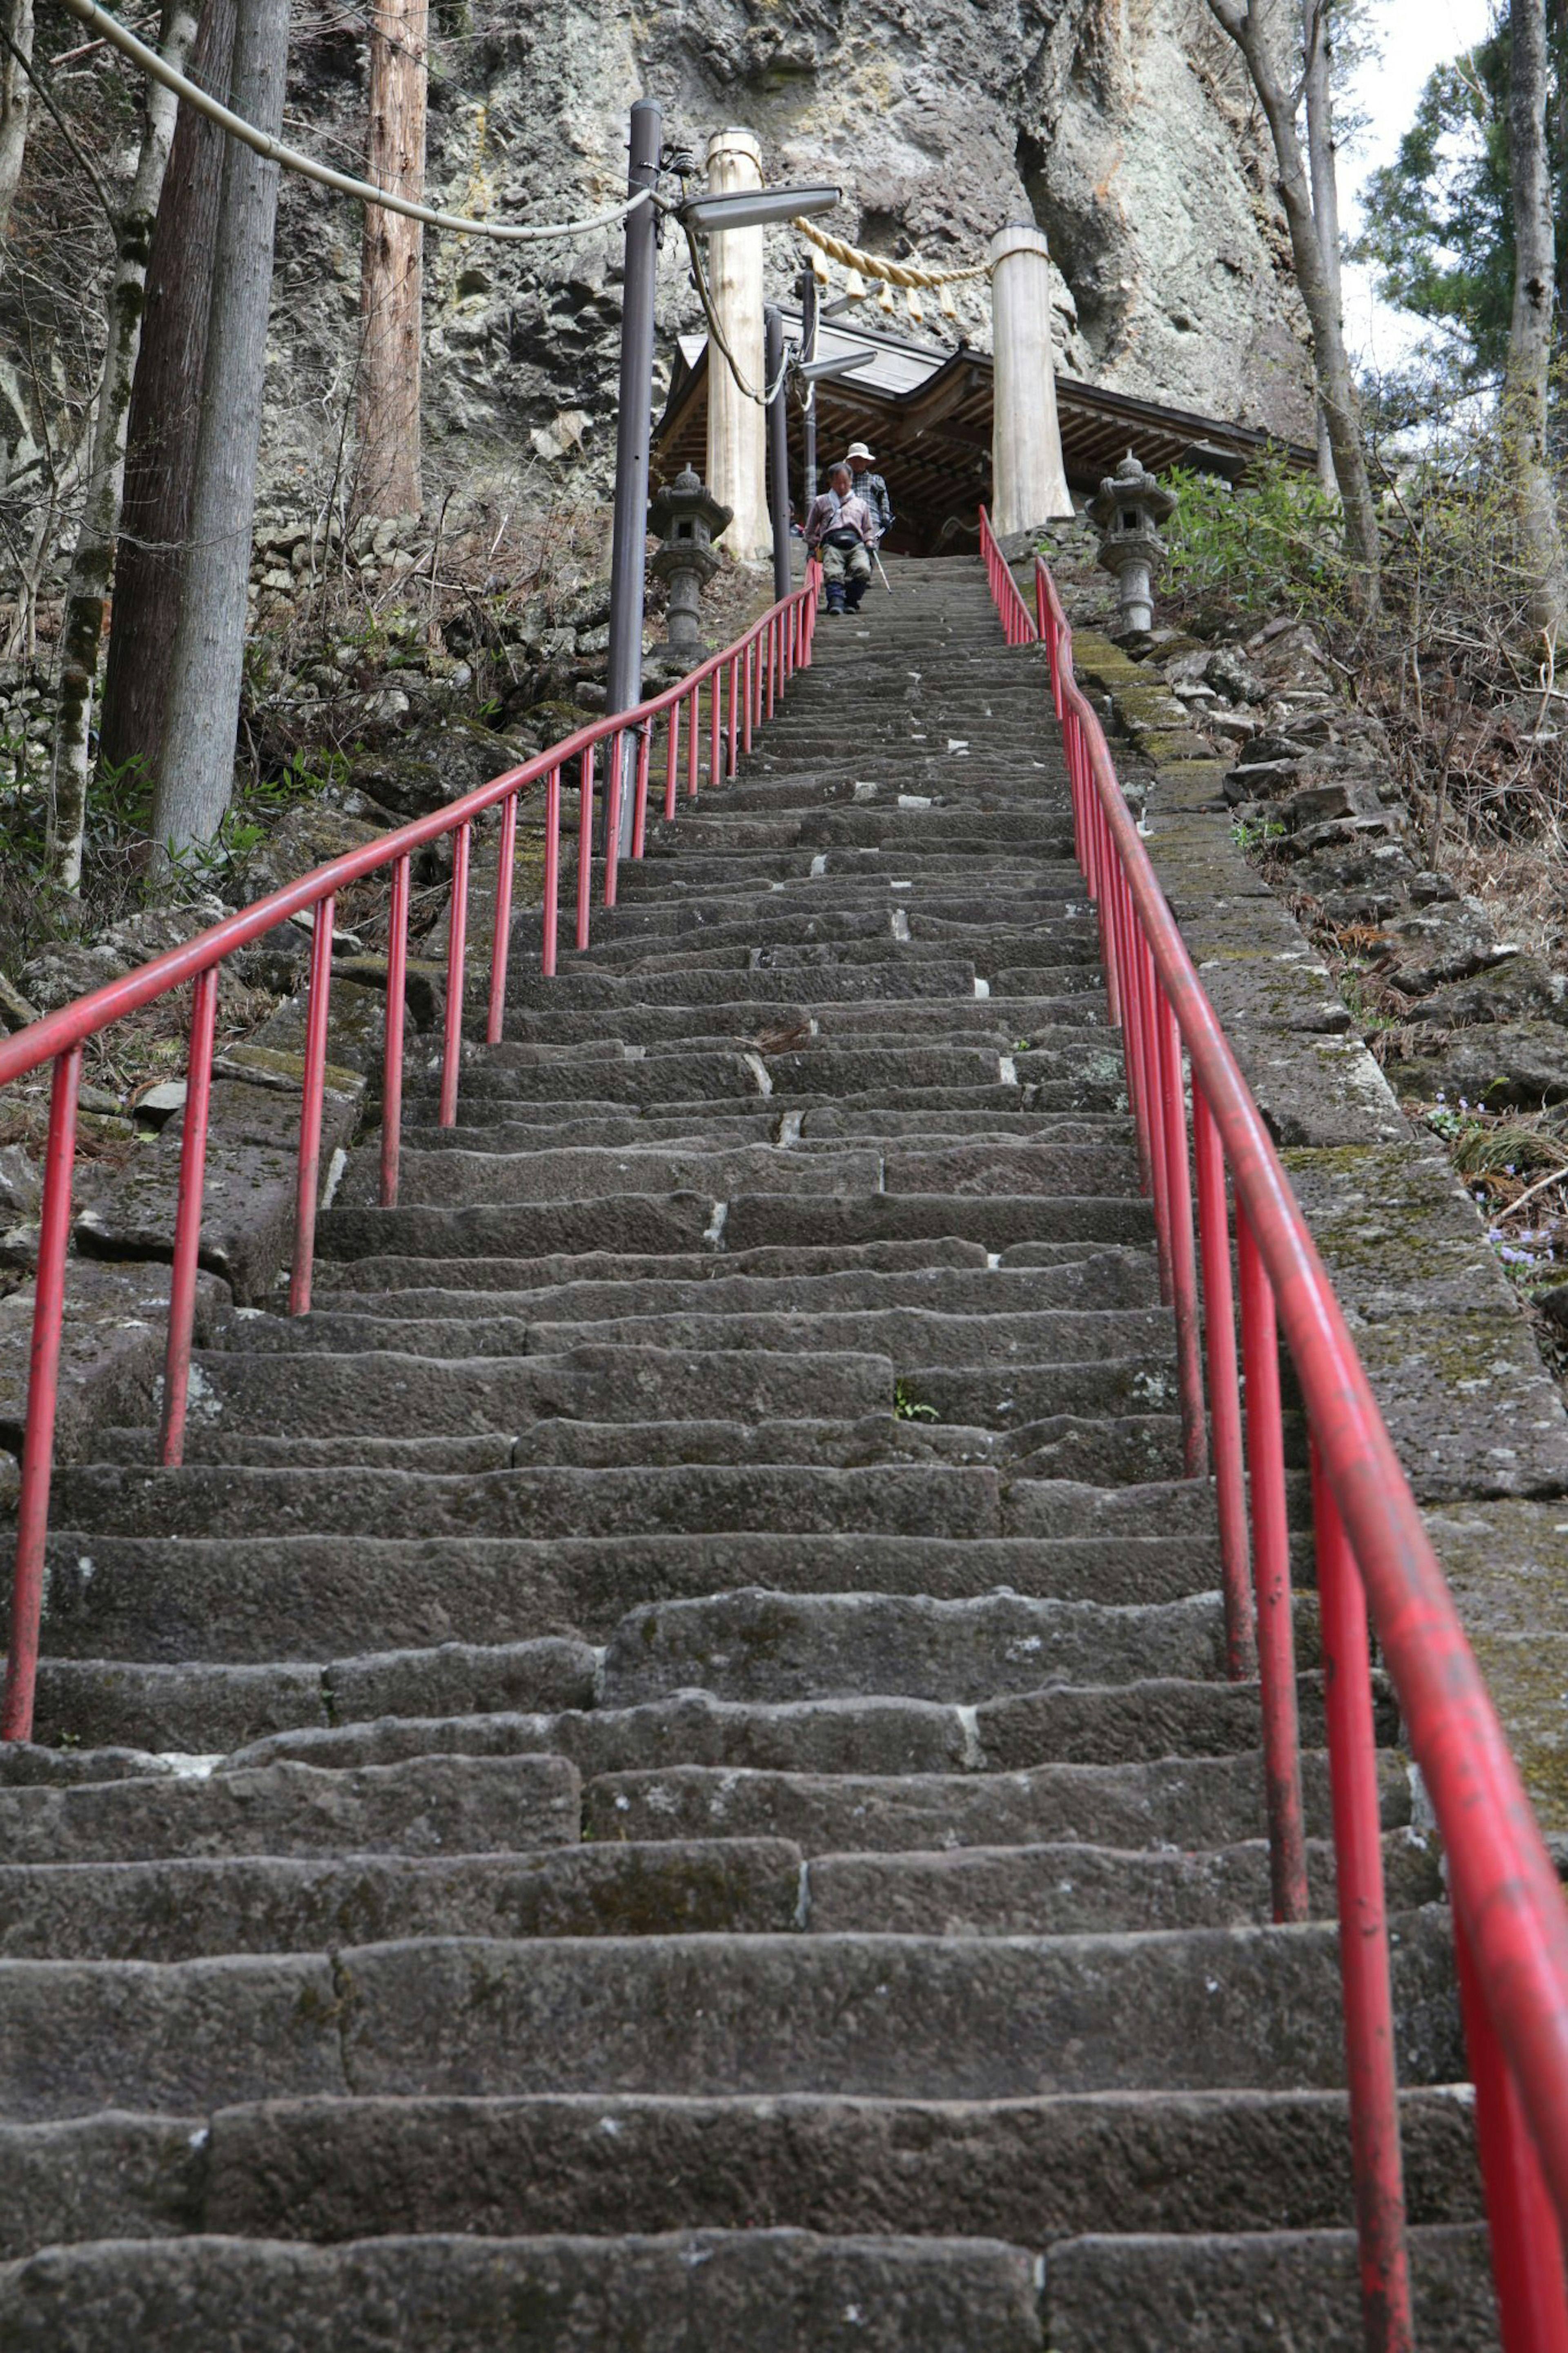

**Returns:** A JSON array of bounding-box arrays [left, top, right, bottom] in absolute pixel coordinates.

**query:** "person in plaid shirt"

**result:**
[[846, 442, 894, 542]]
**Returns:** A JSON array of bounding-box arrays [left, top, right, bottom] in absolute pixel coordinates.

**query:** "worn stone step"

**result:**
[[408, 1045, 1069, 1106], [0, 2085, 1482, 2257], [497, 963, 982, 1009], [495, 989, 1105, 1046], [387, 1145, 889, 1206], [208, 1304, 1174, 1369], [520, 1307, 1175, 1366], [0, 1752, 580, 1867], [317, 1194, 1158, 1266], [312, 1235, 1076, 1295], [586, 1746, 1412, 1854], [0, 1839, 805, 1960], [1044, 2224, 1496, 2352], [91, 1410, 1187, 1484], [808, 1833, 1441, 1935], [20, 1638, 598, 1754], [400, 1085, 1127, 1154], [0, 1912, 1461, 2122], [599, 1591, 1230, 1706], [0, 2229, 1048, 2350], [306, 1260, 1165, 1328], [49, 1459, 1012, 1543], [160, 1343, 895, 1435], [226, 1669, 1350, 1785], [35, 1527, 1227, 1665]]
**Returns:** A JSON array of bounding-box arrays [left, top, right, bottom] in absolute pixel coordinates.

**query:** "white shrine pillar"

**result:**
[[704, 126, 771, 564], [989, 220, 1072, 544]]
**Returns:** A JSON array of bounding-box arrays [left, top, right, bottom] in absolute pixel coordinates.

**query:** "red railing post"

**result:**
[[1192, 1086, 1257, 1679], [632, 722, 653, 860], [1455, 1920, 1568, 2353], [1311, 1442, 1414, 2353], [542, 768, 561, 979], [727, 653, 739, 775], [1139, 934, 1174, 1299], [665, 701, 681, 824], [742, 642, 754, 757], [289, 897, 334, 1317], [439, 825, 469, 1126], [1, 1042, 82, 1742], [1237, 1208, 1309, 1923], [603, 730, 624, 909], [688, 686, 701, 801], [158, 965, 219, 1468], [487, 791, 517, 1043], [1158, 992, 1209, 1480], [708, 674, 721, 791], [380, 854, 410, 1203], [576, 746, 595, 952]]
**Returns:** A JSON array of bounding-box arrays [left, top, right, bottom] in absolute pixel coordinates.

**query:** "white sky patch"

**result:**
[[1336, 0, 1494, 373]]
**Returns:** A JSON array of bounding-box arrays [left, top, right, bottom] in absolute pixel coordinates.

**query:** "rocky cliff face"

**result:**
[[268, 0, 1313, 513]]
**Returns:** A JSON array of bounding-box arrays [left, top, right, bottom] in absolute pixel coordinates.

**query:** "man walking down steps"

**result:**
[[0, 555, 1488, 2348]]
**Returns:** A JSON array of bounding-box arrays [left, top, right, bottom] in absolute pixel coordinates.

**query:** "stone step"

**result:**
[[0, 2085, 1483, 2257], [223, 1669, 1352, 1783], [33, 1529, 1228, 1666], [584, 1746, 1410, 1854], [597, 1591, 1233, 1706], [93, 1410, 1189, 1486], [317, 1195, 1158, 1266], [494, 989, 1105, 1045], [0, 1838, 806, 1959], [21, 1638, 598, 1753], [808, 1831, 1440, 1936], [315, 1236, 999, 1289], [170, 1341, 896, 1432], [406, 1045, 1090, 1106], [1044, 2224, 1496, 2352], [0, 1751, 581, 1865], [48, 1459, 1016, 1543], [0, 1911, 1460, 2123], [397, 1087, 1127, 1155], [0, 2230, 1050, 2349], [301, 1260, 1165, 1327], [211, 1305, 1174, 1368], [496, 964, 983, 1008]]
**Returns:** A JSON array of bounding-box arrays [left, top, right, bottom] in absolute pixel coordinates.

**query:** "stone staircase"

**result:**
[[0, 558, 1496, 2345]]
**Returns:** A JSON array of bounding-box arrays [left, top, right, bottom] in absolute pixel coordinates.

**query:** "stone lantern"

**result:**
[[1089, 451, 1176, 636], [649, 467, 732, 660]]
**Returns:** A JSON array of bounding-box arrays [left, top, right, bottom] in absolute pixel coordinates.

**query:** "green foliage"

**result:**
[[893, 1381, 939, 1423], [1231, 816, 1285, 852], [1162, 453, 1349, 622], [1355, 7, 1568, 393]]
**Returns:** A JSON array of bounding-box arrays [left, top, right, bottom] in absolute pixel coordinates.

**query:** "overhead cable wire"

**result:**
[[682, 222, 788, 408], [54, 0, 652, 242]]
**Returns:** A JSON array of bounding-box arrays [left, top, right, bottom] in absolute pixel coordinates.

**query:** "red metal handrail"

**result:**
[[978, 502, 1568, 2351], [0, 564, 821, 1742]]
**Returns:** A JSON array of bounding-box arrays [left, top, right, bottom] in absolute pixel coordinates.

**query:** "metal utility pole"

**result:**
[[605, 96, 662, 855], [800, 270, 819, 502], [765, 302, 791, 604]]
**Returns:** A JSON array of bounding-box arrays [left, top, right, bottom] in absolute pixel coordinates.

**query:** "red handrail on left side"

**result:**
[[0, 564, 822, 1743]]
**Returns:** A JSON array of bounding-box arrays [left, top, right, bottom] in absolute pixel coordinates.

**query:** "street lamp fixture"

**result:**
[[795, 349, 876, 386], [678, 184, 841, 233]]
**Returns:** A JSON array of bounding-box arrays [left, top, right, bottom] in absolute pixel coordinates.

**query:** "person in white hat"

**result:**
[[845, 443, 893, 543]]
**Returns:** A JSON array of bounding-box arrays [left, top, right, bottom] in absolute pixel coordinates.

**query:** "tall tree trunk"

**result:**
[[154, 0, 287, 861], [46, 0, 199, 894], [98, 0, 237, 792], [1207, 0, 1381, 613], [1302, 0, 1343, 493], [0, 0, 34, 253], [1506, 0, 1568, 636], [357, 0, 426, 517]]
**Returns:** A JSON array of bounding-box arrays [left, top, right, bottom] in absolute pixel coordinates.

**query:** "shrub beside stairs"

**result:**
[[0, 559, 1493, 2347]]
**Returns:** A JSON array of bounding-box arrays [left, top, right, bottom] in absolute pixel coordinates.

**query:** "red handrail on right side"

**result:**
[[981, 502, 1568, 2351]]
